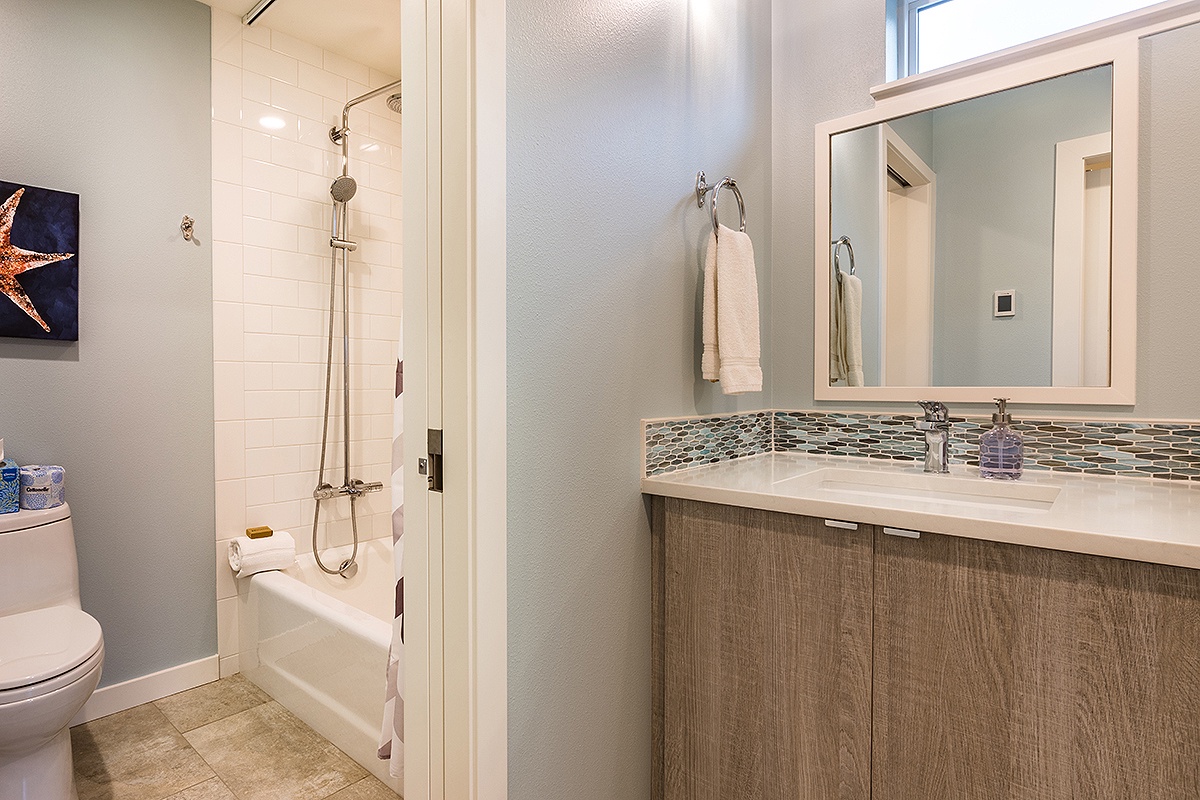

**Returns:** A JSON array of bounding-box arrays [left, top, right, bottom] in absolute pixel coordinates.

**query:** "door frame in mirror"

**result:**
[[815, 35, 1139, 405]]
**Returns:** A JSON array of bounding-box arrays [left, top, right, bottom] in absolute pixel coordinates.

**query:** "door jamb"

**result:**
[[403, 0, 508, 797]]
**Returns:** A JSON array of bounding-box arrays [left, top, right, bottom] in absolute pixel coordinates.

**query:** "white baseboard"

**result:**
[[219, 654, 240, 678], [71, 654, 220, 726]]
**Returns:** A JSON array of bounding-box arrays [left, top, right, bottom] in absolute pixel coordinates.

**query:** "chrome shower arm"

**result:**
[[329, 78, 403, 177], [340, 79, 402, 132]]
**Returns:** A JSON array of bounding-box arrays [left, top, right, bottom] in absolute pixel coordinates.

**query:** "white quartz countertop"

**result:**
[[641, 452, 1200, 569]]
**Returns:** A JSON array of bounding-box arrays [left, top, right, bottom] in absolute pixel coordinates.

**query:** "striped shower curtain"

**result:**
[[378, 353, 405, 779]]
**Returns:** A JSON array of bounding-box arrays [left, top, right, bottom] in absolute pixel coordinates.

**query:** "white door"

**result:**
[[1052, 133, 1112, 387], [403, 1, 507, 798], [881, 124, 936, 386]]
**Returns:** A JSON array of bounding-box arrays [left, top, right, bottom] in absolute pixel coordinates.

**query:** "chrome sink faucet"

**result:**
[[916, 401, 951, 474]]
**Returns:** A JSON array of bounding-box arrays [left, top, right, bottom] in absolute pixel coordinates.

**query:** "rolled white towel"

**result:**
[[228, 531, 296, 579], [840, 273, 864, 387]]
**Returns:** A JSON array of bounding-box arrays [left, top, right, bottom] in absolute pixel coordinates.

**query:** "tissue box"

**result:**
[[0, 460, 18, 514]]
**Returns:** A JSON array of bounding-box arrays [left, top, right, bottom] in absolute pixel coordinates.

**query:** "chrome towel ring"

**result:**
[[695, 171, 747, 238], [832, 236, 855, 282]]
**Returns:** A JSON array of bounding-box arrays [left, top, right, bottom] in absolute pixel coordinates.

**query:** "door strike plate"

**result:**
[[426, 429, 444, 492]]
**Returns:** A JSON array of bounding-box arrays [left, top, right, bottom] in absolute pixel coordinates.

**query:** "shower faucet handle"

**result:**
[[345, 479, 383, 496], [313, 480, 382, 500]]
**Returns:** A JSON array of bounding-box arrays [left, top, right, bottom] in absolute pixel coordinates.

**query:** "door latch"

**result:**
[[426, 429, 443, 492]]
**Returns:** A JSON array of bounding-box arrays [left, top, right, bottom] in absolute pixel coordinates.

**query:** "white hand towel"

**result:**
[[701, 229, 720, 382], [828, 273, 864, 386], [829, 276, 847, 384], [701, 224, 762, 394], [228, 531, 296, 579], [840, 273, 864, 387]]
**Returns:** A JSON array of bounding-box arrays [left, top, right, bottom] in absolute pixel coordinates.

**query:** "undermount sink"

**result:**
[[775, 467, 1061, 512]]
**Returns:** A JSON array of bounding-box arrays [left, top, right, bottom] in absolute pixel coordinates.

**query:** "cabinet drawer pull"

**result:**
[[884, 527, 921, 539], [824, 519, 859, 530]]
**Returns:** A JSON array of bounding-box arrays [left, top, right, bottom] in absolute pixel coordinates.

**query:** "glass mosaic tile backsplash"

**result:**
[[643, 412, 773, 475], [644, 411, 1200, 483]]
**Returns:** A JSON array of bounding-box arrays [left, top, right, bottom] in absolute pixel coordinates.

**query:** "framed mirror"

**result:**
[[815, 36, 1138, 404]]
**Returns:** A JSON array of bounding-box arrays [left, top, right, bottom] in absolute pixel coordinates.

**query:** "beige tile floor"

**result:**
[[70, 674, 400, 800]]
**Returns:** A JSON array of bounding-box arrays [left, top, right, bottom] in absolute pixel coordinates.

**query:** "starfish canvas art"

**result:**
[[0, 181, 79, 341]]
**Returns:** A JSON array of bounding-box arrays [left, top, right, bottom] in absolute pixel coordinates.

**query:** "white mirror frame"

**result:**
[[815, 34, 1139, 405]]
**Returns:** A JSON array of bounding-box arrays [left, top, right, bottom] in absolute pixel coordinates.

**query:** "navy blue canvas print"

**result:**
[[0, 180, 79, 341]]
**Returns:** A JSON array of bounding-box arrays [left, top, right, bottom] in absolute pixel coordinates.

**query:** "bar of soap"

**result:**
[[245, 525, 273, 539]]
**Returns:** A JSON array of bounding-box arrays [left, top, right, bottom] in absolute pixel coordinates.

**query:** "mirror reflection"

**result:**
[[828, 65, 1113, 388]]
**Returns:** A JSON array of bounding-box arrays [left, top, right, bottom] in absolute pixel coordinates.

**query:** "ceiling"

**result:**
[[202, 0, 401, 77]]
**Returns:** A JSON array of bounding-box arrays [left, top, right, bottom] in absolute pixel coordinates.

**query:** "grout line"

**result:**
[[185, 751, 231, 800], [213, 776, 240, 800], [163, 775, 228, 800]]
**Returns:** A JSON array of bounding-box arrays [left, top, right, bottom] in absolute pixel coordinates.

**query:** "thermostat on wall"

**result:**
[[993, 290, 1016, 318]]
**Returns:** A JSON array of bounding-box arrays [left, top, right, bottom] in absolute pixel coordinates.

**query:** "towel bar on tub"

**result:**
[[695, 171, 746, 238], [832, 235, 855, 283]]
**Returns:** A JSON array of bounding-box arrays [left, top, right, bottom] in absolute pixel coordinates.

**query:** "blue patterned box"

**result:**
[[0, 459, 19, 513], [19, 465, 65, 510]]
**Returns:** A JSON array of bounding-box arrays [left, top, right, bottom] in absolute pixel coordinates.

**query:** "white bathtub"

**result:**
[[238, 538, 400, 794]]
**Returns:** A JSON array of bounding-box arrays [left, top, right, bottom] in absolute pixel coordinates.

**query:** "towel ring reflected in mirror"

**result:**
[[695, 171, 747, 238], [832, 235, 855, 283]]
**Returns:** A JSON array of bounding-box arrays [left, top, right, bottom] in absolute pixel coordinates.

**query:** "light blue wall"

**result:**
[[771, 0, 886, 406], [506, 0, 772, 796], [928, 68, 1111, 387], [1128, 23, 1200, 420], [0, 0, 214, 687], [888, 113, 934, 166]]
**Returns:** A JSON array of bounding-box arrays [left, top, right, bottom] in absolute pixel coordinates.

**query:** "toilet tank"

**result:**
[[0, 504, 81, 617]]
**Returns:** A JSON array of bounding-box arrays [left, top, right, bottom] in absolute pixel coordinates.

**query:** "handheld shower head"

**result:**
[[330, 175, 358, 203], [386, 92, 402, 114]]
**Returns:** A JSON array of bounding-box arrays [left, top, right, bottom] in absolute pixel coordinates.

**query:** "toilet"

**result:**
[[0, 504, 104, 800]]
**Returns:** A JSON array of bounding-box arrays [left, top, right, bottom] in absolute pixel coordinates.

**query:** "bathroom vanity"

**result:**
[[645, 454, 1200, 799], [642, 5, 1200, 795]]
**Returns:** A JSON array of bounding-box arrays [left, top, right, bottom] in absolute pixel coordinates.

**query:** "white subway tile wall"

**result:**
[[210, 6, 402, 648]]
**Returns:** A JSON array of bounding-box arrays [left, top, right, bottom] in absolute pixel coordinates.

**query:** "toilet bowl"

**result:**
[[0, 505, 105, 800]]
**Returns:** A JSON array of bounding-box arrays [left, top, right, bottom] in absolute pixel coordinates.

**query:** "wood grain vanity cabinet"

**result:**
[[652, 497, 873, 800], [873, 527, 1200, 800], [652, 497, 1200, 800]]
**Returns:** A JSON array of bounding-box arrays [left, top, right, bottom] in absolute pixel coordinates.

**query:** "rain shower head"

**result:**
[[330, 175, 358, 203], [386, 92, 402, 114]]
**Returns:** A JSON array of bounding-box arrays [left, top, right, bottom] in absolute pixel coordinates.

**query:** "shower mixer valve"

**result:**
[[313, 479, 384, 501]]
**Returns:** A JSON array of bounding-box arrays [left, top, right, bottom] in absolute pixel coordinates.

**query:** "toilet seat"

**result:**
[[0, 606, 103, 703]]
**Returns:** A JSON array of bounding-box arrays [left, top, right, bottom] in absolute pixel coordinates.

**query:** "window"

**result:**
[[898, 0, 1162, 75]]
